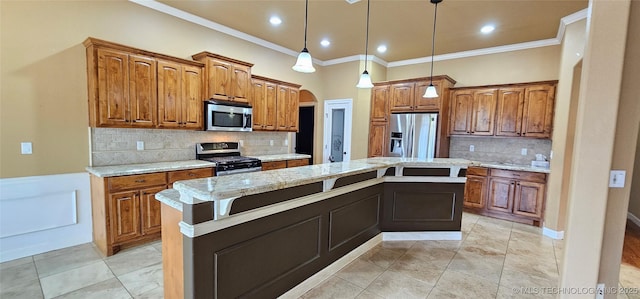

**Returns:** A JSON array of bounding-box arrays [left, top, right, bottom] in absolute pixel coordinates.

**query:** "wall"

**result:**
[[449, 137, 551, 165], [630, 128, 640, 219], [90, 129, 289, 166], [0, 0, 325, 179]]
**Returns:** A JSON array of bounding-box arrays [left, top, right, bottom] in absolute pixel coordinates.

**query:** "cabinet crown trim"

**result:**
[[450, 80, 558, 91], [83, 37, 204, 67], [251, 75, 302, 88], [191, 51, 254, 67], [373, 75, 456, 86]]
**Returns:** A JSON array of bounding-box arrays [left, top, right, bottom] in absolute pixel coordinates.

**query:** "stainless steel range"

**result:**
[[196, 142, 262, 176]]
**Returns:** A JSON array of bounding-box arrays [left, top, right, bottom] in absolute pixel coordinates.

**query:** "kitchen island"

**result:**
[[157, 157, 472, 298]]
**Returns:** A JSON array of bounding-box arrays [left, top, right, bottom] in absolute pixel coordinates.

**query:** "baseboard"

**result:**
[[0, 173, 92, 262], [382, 231, 462, 241], [542, 226, 565, 240], [628, 212, 640, 229]]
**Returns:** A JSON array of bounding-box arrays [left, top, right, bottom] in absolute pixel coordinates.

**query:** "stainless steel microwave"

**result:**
[[204, 100, 252, 132]]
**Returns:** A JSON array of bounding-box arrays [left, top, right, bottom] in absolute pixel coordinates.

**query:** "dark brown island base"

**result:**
[[157, 158, 471, 298]]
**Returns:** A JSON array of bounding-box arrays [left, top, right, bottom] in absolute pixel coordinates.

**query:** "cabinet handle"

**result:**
[[522, 133, 527, 135], [135, 179, 145, 183], [132, 120, 137, 123], [472, 131, 475, 133], [141, 191, 146, 195], [189, 173, 195, 177], [517, 132, 521, 135]]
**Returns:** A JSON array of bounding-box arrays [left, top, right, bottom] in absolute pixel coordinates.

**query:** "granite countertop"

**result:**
[[86, 160, 216, 177], [247, 153, 312, 162], [477, 162, 551, 173], [173, 157, 472, 203]]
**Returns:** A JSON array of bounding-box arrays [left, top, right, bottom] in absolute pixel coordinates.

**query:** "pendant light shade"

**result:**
[[356, 0, 373, 89], [423, 0, 442, 98], [293, 0, 316, 73]]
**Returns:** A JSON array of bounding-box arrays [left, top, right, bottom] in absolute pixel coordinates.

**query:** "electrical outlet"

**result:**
[[238, 140, 244, 147], [284, 139, 288, 146], [469, 145, 475, 152], [270, 140, 274, 146], [21, 142, 33, 155], [136, 141, 144, 151], [609, 170, 626, 188], [521, 148, 528, 155]]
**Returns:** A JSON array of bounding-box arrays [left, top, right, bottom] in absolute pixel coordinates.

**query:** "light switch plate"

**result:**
[[609, 170, 626, 188], [136, 141, 144, 151], [521, 148, 528, 155], [270, 140, 274, 146], [469, 145, 475, 152], [21, 142, 33, 155]]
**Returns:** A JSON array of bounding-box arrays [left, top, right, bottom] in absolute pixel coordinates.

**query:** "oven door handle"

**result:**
[[217, 166, 262, 176], [244, 113, 252, 129]]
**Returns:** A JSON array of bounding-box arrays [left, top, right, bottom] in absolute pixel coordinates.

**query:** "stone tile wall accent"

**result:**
[[90, 128, 289, 166], [449, 136, 552, 165]]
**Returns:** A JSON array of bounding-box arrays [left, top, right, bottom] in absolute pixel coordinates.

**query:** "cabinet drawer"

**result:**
[[262, 161, 287, 171], [490, 169, 546, 183], [287, 159, 309, 168], [467, 167, 488, 176], [168, 168, 214, 184], [108, 173, 167, 192]]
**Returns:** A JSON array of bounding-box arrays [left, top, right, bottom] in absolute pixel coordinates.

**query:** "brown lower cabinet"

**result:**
[[261, 158, 309, 171], [464, 166, 546, 226], [90, 167, 214, 256]]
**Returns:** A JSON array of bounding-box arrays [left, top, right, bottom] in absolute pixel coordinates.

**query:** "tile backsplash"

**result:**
[[449, 136, 552, 165], [90, 128, 290, 166]]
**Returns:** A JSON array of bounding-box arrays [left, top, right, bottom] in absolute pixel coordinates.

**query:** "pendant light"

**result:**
[[292, 0, 316, 73], [423, 0, 442, 98], [356, 0, 374, 89]]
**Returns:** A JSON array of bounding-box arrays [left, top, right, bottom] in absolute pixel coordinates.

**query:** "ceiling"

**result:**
[[155, 0, 588, 63]]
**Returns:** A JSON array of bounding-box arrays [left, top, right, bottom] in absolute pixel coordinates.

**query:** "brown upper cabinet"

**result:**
[[450, 81, 556, 138], [251, 75, 301, 132], [192, 52, 253, 103], [389, 80, 444, 112], [370, 85, 390, 122], [84, 38, 204, 129]]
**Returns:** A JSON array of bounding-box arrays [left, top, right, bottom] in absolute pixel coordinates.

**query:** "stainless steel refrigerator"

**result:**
[[388, 113, 438, 159]]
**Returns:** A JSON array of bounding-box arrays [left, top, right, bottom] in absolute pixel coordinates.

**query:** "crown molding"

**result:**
[[131, 0, 587, 68]]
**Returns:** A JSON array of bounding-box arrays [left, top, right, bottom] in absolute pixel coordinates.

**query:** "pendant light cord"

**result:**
[[364, 0, 370, 71], [429, 2, 438, 85], [304, 0, 309, 49]]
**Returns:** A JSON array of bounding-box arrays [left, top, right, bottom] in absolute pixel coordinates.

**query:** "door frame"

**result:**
[[323, 99, 353, 163]]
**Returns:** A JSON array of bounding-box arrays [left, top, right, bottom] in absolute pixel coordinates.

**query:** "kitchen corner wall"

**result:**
[[449, 136, 552, 165], [90, 128, 289, 166]]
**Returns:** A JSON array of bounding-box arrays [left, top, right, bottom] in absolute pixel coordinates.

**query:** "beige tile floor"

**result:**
[[0, 213, 638, 298]]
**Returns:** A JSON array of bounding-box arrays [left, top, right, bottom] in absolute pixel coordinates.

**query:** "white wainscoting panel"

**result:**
[[0, 173, 92, 262]]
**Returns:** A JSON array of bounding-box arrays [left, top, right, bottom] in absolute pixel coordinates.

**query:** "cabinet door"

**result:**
[[522, 85, 555, 138], [128, 54, 157, 127], [287, 159, 309, 168], [97, 49, 129, 126], [264, 82, 278, 130], [389, 83, 415, 112], [181, 65, 203, 129], [449, 90, 473, 135], [109, 190, 140, 243], [231, 64, 251, 103], [464, 175, 487, 208], [487, 177, 514, 213], [140, 186, 165, 235], [513, 181, 545, 218], [495, 88, 525, 136], [276, 85, 289, 131], [287, 88, 300, 131], [368, 122, 388, 157], [251, 80, 266, 130], [261, 161, 287, 171], [157, 60, 182, 128], [370, 85, 390, 122], [470, 89, 497, 135], [207, 59, 232, 100], [414, 81, 441, 112]]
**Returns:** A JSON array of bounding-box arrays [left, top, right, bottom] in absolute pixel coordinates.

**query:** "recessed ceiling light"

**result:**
[[269, 16, 282, 26], [377, 45, 387, 53], [480, 25, 495, 34], [320, 39, 331, 47]]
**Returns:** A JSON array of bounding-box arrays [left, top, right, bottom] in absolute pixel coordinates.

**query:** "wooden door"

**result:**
[[370, 85, 390, 122], [97, 49, 129, 126], [470, 89, 497, 135], [464, 175, 487, 208], [286, 88, 300, 131], [207, 58, 232, 100], [513, 181, 545, 218], [157, 60, 182, 128], [414, 80, 441, 112], [487, 177, 514, 213], [264, 82, 278, 130], [140, 186, 165, 235], [276, 85, 289, 131], [368, 122, 388, 157], [522, 85, 555, 138], [495, 88, 525, 136], [128, 54, 157, 127], [449, 90, 473, 135], [182, 65, 203, 129], [109, 190, 140, 243], [389, 83, 415, 112], [231, 64, 251, 103], [251, 80, 266, 130]]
